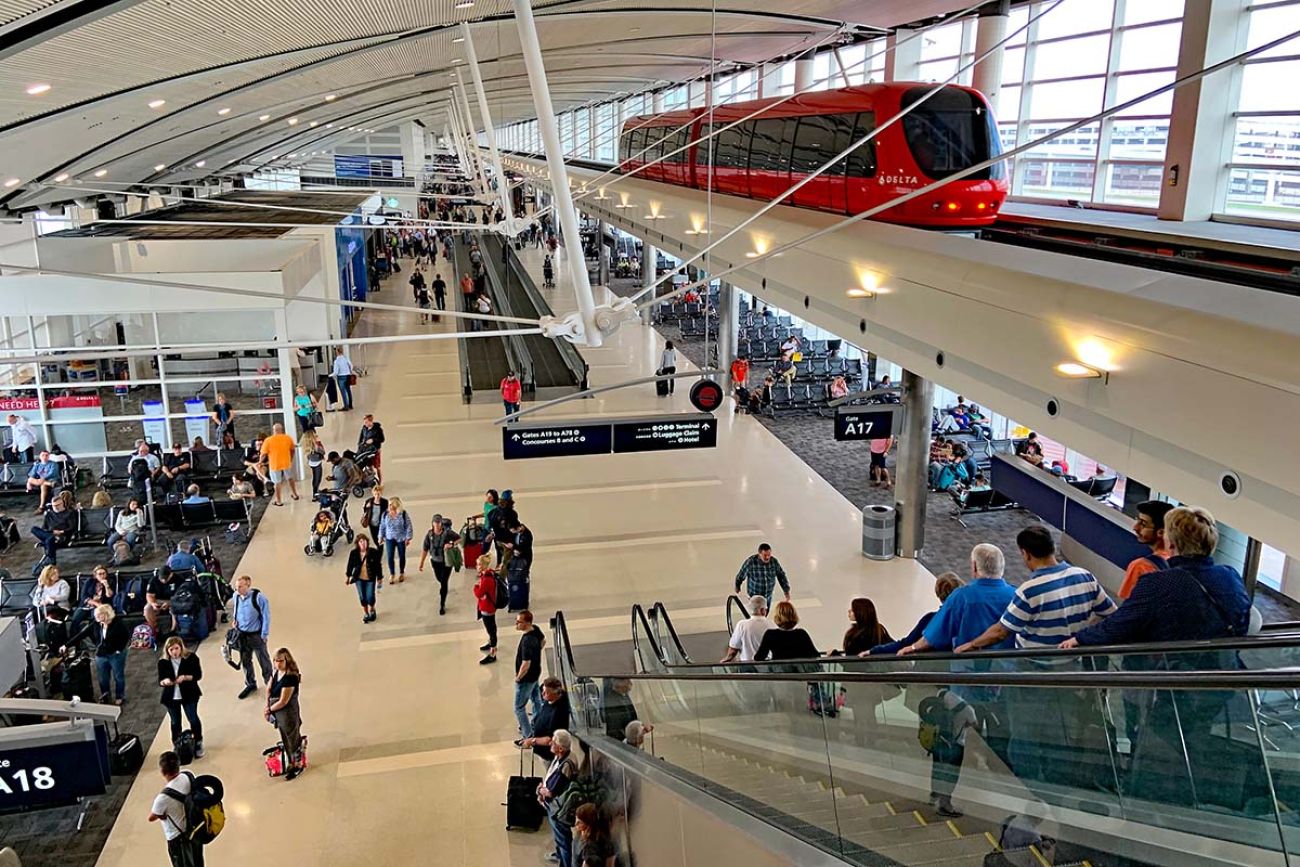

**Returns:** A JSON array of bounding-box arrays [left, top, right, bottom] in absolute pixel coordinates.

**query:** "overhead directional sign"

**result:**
[[834, 406, 900, 442], [502, 422, 612, 460], [502, 414, 717, 460], [612, 417, 716, 453]]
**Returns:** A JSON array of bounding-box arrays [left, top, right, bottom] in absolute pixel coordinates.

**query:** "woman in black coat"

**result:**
[[63, 603, 131, 705], [158, 636, 204, 757], [346, 534, 384, 623]]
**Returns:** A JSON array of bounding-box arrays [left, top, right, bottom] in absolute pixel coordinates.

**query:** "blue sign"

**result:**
[[0, 736, 109, 809], [335, 155, 401, 179]]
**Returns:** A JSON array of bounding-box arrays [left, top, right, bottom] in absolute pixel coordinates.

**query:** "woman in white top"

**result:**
[[659, 340, 678, 395], [31, 564, 69, 619], [107, 498, 144, 550]]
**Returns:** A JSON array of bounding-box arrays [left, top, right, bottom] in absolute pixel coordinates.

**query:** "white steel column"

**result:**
[[973, 3, 1010, 113], [794, 56, 815, 91], [1159, 0, 1251, 221], [832, 47, 853, 88], [512, 0, 602, 347], [886, 29, 922, 81], [461, 22, 517, 230], [639, 239, 656, 325], [652, 90, 665, 112], [455, 81, 487, 196], [757, 62, 776, 98]]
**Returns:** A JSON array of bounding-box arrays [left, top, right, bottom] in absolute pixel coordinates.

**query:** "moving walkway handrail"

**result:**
[[476, 238, 535, 392], [649, 601, 692, 664], [724, 594, 750, 634], [496, 236, 589, 388], [630, 603, 668, 672]]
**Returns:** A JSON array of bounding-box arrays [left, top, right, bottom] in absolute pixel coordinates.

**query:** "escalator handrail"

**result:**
[[650, 601, 692, 664], [1260, 620, 1300, 632], [630, 603, 668, 669], [570, 664, 1300, 691], [476, 237, 535, 391], [498, 239, 588, 388], [725, 594, 751, 634], [655, 629, 1300, 671]]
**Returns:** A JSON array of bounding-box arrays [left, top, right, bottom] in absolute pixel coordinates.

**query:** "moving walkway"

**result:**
[[555, 600, 1300, 866]]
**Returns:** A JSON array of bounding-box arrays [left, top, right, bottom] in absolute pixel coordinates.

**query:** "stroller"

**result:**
[[343, 448, 379, 498], [305, 491, 354, 556]]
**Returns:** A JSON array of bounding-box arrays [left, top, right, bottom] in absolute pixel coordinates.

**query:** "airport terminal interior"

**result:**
[[0, 0, 1299, 865]]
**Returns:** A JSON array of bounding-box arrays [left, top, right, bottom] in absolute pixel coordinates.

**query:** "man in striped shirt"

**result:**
[[956, 524, 1116, 789]]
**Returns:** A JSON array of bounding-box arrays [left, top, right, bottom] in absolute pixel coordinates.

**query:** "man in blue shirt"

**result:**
[[232, 575, 272, 699], [181, 485, 211, 506], [24, 450, 59, 512], [899, 544, 1015, 655], [166, 541, 205, 575]]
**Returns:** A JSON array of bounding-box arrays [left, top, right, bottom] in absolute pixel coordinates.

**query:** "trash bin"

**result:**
[[862, 505, 895, 561]]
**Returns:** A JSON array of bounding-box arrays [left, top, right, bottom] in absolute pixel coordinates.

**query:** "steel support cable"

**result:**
[[626, 0, 1063, 306], [0, 260, 542, 327], [635, 24, 1300, 314]]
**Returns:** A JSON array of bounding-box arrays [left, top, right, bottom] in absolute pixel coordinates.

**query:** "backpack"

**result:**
[[170, 580, 204, 616], [130, 623, 156, 651], [111, 539, 138, 567], [492, 570, 508, 610], [163, 771, 226, 846], [225, 522, 249, 545], [982, 814, 1055, 867], [917, 692, 967, 760], [128, 456, 151, 484], [554, 772, 603, 826]]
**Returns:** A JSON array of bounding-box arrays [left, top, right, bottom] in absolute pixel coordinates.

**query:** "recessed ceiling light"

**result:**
[[289, 153, 298, 158], [3, 178, 19, 188], [154, 164, 166, 171], [53, 173, 69, 182], [25, 83, 51, 96], [259, 114, 271, 121], [451, 58, 463, 64], [348, 127, 356, 131], [217, 107, 231, 115], [195, 161, 206, 168], [148, 99, 166, 108], [94, 169, 108, 178], [309, 121, 318, 127], [846, 288, 875, 299], [287, 117, 298, 125], [325, 94, 337, 102], [1055, 362, 1104, 379], [326, 123, 333, 128], [452, 37, 464, 43], [454, 1, 474, 7]]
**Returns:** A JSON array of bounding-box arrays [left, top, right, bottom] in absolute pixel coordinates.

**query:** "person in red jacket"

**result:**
[[500, 372, 522, 417], [473, 554, 498, 665]]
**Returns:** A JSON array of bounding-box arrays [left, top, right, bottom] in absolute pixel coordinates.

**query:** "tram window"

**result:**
[[790, 114, 852, 175], [714, 122, 752, 169], [900, 86, 1002, 180], [748, 118, 789, 172], [645, 128, 667, 165], [846, 112, 878, 178], [619, 131, 631, 163], [629, 127, 646, 159], [663, 125, 691, 164]]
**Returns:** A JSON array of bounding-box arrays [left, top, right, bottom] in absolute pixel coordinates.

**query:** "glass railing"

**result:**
[[649, 602, 693, 666], [553, 611, 1300, 866]]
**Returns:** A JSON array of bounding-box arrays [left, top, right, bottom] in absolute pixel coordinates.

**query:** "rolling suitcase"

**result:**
[[505, 751, 545, 831], [175, 730, 196, 765], [61, 654, 94, 702], [655, 369, 670, 397], [110, 729, 144, 775], [507, 559, 530, 612]]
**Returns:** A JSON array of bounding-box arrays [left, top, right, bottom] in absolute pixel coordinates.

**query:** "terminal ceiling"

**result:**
[[0, 0, 975, 211]]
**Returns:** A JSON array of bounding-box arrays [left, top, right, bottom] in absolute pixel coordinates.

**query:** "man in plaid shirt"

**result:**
[[734, 543, 790, 608]]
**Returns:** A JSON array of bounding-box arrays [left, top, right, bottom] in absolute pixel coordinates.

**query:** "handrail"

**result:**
[[1260, 620, 1300, 632], [495, 236, 589, 389], [476, 237, 535, 392], [656, 629, 1300, 670], [650, 601, 693, 664], [630, 603, 668, 672], [724, 594, 751, 633]]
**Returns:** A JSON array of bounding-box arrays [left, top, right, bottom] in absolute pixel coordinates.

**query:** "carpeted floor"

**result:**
[[0, 480, 268, 867]]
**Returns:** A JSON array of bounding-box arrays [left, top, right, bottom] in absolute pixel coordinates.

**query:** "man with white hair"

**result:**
[[537, 728, 576, 867], [5, 414, 36, 464], [721, 594, 773, 663], [899, 544, 1016, 656]]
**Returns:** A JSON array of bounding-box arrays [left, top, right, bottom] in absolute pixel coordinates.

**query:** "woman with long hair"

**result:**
[[300, 429, 327, 496], [473, 554, 498, 665], [362, 485, 388, 552], [31, 564, 69, 620], [265, 647, 304, 781], [157, 636, 204, 757], [841, 598, 893, 656], [572, 803, 617, 867], [345, 534, 383, 623], [378, 496, 413, 583]]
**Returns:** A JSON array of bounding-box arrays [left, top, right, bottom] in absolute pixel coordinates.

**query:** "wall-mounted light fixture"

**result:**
[[1055, 361, 1107, 383]]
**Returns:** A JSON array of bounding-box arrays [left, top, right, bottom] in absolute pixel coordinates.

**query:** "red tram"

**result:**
[[617, 83, 1007, 228]]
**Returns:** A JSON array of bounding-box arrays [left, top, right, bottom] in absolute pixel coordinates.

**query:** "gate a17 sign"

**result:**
[[834, 406, 899, 442]]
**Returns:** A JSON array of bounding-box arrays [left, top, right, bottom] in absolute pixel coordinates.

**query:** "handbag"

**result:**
[[308, 411, 324, 428], [347, 373, 358, 386]]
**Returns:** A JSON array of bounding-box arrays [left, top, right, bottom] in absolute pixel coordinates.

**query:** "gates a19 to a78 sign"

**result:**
[[834, 406, 898, 442]]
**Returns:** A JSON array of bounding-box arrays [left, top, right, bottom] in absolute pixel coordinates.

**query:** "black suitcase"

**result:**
[[110, 731, 144, 775], [505, 751, 545, 831], [62, 654, 93, 701], [507, 578, 530, 612], [656, 373, 670, 397]]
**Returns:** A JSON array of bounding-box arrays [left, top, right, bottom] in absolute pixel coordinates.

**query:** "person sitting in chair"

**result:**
[[25, 450, 59, 513]]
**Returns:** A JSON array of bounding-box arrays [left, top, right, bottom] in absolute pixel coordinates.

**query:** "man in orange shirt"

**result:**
[[729, 355, 749, 391], [1118, 500, 1175, 599], [259, 422, 299, 506]]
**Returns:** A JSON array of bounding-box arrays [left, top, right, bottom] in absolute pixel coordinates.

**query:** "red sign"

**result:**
[[0, 398, 39, 412]]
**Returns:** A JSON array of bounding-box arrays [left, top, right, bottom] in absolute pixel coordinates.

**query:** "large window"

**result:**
[[969, 0, 1185, 208], [1224, 0, 1300, 221]]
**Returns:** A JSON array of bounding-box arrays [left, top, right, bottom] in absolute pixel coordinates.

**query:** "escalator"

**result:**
[[452, 235, 514, 398], [480, 235, 587, 398], [554, 603, 1300, 867]]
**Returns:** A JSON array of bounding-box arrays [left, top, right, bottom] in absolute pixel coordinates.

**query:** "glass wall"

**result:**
[[1224, 0, 1300, 221], [965, 0, 1185, 208]]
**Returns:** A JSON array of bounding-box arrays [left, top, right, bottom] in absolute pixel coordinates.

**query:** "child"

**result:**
[[307, 510, 335, 555]]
